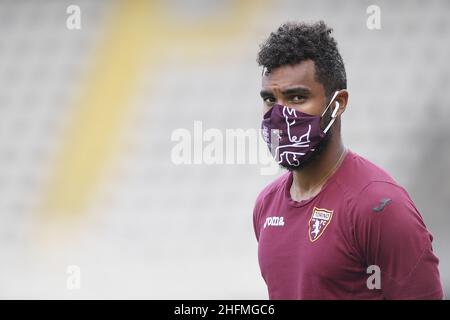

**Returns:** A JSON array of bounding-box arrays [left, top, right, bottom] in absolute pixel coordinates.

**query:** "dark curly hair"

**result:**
[[257, 21, 347, 99]]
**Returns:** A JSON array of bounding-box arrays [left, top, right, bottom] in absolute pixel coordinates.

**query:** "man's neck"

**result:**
[[290, 137, 346, 202]]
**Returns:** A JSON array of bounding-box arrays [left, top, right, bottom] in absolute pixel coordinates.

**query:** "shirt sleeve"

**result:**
[[253, 191, 265, 242], [352, 181, 443, 300]]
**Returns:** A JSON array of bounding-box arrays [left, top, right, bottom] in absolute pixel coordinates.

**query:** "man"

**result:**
[[253, 21, 443, 299]]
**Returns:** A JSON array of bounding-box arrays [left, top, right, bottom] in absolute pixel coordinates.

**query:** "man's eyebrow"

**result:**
[[260, 90, 273, 98], [281, 87, 311, 96]]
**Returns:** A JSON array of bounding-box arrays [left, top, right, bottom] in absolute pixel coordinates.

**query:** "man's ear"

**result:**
[[335, 90, 349, 117]]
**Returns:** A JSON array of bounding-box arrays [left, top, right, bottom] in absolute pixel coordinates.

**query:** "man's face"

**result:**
[[260, 60, 327, 117], [259, 60, 333, 171]]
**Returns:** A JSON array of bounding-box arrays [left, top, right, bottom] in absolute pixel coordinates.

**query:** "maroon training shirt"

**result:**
[[253, 150, 443, 299]]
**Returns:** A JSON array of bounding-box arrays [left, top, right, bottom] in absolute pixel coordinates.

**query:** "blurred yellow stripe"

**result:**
[[42, 0, 155, 216], [41, 0, 269, 218]]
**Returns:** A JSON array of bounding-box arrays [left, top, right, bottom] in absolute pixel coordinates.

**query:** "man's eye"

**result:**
[[291, 96, 305, 102], [264, 97, 275, 104]]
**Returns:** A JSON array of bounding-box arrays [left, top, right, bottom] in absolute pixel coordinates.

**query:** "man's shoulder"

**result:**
[[338, 151, 400, 196], [341, 152, 415, 216]]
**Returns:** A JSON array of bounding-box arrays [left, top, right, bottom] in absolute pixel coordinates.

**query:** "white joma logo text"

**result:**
[[264, 216, 285, 228]]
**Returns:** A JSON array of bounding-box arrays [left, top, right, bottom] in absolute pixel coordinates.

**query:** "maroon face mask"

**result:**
[[261, 91, 340, 168]]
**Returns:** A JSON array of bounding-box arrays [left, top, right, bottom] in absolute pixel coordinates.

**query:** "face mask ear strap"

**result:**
[[322, 91, 341, 134], [321, 91, 340, 117], [323, 101, 339, 133], [331, 103, 340, 118], [261, 67, 267, 76]]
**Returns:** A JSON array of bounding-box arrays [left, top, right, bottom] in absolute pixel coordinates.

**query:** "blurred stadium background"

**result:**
[[0, 0, 449, 299]]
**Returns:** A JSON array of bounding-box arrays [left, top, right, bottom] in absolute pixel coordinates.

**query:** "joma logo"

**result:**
[[264, 216, 285, 229]]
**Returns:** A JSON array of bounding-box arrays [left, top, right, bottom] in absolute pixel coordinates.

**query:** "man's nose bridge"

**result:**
[[276, 98, 286, 106], [272, 87, 285, 106]]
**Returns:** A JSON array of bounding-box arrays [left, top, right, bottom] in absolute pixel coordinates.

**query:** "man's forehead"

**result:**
[[261, 60, 316, 91]]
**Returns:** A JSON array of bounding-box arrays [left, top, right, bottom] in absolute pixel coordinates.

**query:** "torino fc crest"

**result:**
[[309, 207, 333, 242]]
